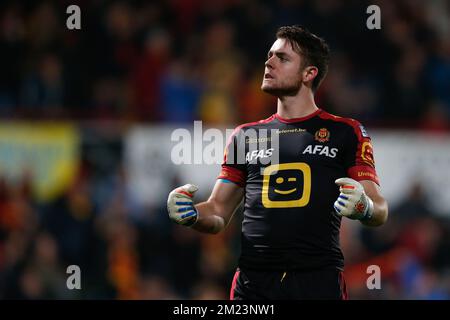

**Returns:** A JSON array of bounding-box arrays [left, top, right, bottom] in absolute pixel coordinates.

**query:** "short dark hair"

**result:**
[[276, 25, 330, 91]]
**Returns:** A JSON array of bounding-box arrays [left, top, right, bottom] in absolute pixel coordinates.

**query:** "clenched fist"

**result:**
[[334, 178, 374, 221], [167, 184, 199, 227]]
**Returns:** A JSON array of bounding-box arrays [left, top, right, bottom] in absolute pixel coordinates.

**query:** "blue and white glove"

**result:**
[[334, 178, 374, 221], [167, 184, 199, 227]]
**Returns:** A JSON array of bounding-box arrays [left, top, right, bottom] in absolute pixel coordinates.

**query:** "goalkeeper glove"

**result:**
[[167, 184, 199, 227], [334, 178, 374, 221]]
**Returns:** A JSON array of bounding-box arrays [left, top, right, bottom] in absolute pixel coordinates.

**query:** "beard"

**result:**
[[261, 78, 302, 97]]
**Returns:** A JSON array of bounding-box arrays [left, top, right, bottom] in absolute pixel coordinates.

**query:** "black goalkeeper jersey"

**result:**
[[218, 109, 379, 271]]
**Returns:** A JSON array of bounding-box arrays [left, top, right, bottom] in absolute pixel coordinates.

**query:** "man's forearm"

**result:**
[[167, 181, 243, 232], [361, 197, 388, 227], [191, 201, 226, 234]]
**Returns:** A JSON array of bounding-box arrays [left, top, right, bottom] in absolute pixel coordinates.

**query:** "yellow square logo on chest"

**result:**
[[262, 163, 311, 208]]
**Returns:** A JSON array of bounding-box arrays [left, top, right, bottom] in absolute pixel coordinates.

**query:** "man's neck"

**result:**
[[276, 88, 318, 119]]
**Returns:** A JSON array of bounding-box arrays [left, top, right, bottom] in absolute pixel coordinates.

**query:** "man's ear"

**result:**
[[302, 66, 318, 84]]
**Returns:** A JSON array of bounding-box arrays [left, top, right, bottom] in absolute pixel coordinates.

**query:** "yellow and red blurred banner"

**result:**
[[0, 123, 80, 202]]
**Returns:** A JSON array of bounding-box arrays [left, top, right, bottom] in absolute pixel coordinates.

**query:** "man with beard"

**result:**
[[167, 25, 388, 300]]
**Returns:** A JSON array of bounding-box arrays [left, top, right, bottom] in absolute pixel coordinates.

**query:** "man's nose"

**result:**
[[265, 58, 274, 69]]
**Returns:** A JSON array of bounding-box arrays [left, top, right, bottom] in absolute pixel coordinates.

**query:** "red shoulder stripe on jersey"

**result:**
[[317, 110, 364, 140], [348, 165, 380, 185], [319, 110, 377, 172], [217, 167, 245, 187], [227, 115, 276, 144], [274, 109, 322, 123]]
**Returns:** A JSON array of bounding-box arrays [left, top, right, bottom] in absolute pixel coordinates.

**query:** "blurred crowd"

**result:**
[[1, 0, 449, 128], [0, 0, 450, 299]]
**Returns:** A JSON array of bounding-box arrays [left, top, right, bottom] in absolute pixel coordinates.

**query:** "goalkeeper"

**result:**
[[167, 25, 388, 300]]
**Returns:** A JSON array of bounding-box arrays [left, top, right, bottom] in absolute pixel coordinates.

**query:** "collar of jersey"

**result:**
[[274, 108, 322, 123]]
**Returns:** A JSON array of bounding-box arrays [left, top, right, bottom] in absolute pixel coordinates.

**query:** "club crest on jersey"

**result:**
[[361, 141, 375, 167], [314, 128, 330, 143]]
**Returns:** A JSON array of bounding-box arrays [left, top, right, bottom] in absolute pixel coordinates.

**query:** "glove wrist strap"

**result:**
[[359, 196, 374, 221]]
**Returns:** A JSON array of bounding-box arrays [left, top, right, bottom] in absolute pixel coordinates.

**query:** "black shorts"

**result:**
[[229, 267, 348, 300]]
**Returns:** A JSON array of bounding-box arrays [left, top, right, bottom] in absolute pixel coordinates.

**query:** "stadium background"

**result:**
[[0, 0, 449, 299]]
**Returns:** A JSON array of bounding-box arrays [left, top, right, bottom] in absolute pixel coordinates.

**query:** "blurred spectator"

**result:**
[[382, 44, 428, 123], [425, 39, 450, 117], [197, 21, 243, 125], [129, 29, 171, 121], [160, 57, 203, 123], [20, 53, 65, 117], [0, 3, 26, 114]]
